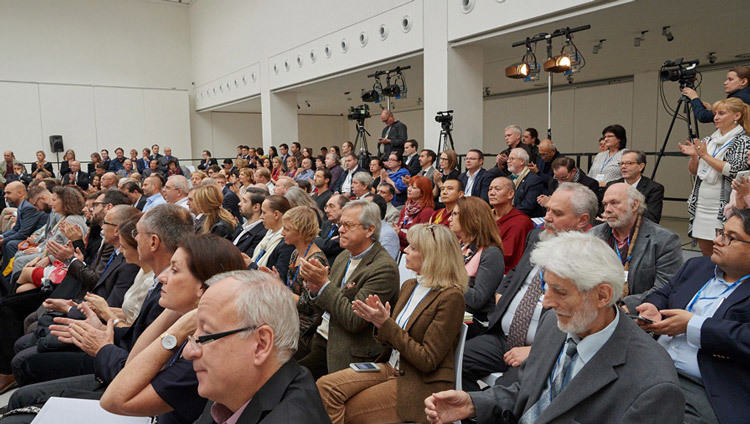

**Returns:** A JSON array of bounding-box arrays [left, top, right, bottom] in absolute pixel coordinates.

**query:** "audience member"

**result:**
[[60, 161, 89, 190], [254, 167, 275, 194], [58, 150, 76, 178], [403, 139, 421, 176], [185, 271, 331, 423], [312, 167, 333, 212], [528, 139, 563, 187], [108, 148, 126, 172], [192, 184, 237, 240], [495, 125, 535, 174], [317, 223, 465, 423], [163, 175, 190, 210], [376, 183, 401, 224], [297, 200, 399, 380], [350, 172, 373, 200], [637, 209, 750, 424], [427, 231, 684, 424], [213, 173, 241, 222], [369, 157, 384, 188], [294, 158, 315, 182], [432, 149, 460, 199], [274, 176, 296, 197], [724, 150, 750, 217], [461, 183, 598, 391], [543, 157, 599, 200], [315, 194, 348, 265], [606, 149, 665, 223], [430, 178, 463, 226], [231, 187, 267, 256], [589, 124, 627, 186], [197, 150, 218, 171], [325, 153, 344, 193], [521, 127, 540, 163], [450, 196, 504, 338], [119, 180, 146, 210], [380, 152, 410, 207], [416, 148, 437, 181], [459, 149, 492, 202], [141, 176, 166, 213], [30, 151, 54, 179], [250, 195, 294, 279], [335, 153, 366, 196], [488, 177, 533, 274], [506, 148, 545, 217], [395, 175, 435, 251], [0, 182, 46, 276], [365, 194, 399, 260]]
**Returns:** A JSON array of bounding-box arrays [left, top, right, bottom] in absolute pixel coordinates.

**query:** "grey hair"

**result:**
[[139, 203, 195, 253], [555, 182, 598, 221], [168, 175, 189, 194], [505, 125, 522, 135], [510, 147, 530, 164], [284, 186, 323, 220], [531, 231, 625, 305], [621, 149, 647, 166], [204, 270, 299, 363], [342, 199, 381, 241], [326, 153, 340, 162], [352, 171, 374, 189], [624, 184, 647, 215]]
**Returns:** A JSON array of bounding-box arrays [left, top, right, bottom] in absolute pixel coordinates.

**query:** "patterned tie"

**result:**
[[519, 339, 578, 424], [506, 271, 544, 348]]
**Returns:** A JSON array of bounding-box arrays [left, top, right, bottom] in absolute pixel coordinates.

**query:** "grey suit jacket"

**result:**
[[589, 218, 683, 312], [312, 241, 399, 373], [470, 310, 685, 424]]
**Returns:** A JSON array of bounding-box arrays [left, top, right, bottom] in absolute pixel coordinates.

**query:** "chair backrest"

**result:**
[[453, 322, 469, 392]]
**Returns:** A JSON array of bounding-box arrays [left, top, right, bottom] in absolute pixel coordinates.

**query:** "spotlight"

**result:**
[[505, 62, 530, 79], [544, 55, 571, 72], [661, 26, 674, 42], [361, 89, 379, 103], [707, 51, 717, 64], [506, 40, 540, 81], [381, 83, 400, 97], [592, 39, 605, 54]]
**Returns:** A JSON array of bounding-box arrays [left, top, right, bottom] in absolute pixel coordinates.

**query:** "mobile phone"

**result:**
[[349, 362, 380, 372], [736, 170, 750, 180], [632, 315, 654, 324]]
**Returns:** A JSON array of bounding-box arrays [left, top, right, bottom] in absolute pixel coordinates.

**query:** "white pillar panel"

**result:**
[[261, 90, 298, 149], [447, 45, 484, 154], [422, 0, 449, 152]]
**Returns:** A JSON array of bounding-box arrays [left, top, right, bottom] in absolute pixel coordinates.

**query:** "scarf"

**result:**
[[697, 125, 744, 184], [401, 200, 424, 228], [251, 229, 284, 267]]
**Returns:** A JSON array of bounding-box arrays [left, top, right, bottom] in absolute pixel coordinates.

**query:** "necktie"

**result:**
[[520, 339, 578, 424], [506, 271, 544, 348]]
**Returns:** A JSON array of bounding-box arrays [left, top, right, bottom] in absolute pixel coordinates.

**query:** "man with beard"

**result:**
[[426, 232, 684, 424], [460, 182, 597, 392], [589, 183, 682, 313]]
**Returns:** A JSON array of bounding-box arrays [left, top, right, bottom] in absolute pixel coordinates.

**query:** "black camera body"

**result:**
[[660, 58, 700, 89], [347, 104, 371, 121], [435, 110, 454, 131]]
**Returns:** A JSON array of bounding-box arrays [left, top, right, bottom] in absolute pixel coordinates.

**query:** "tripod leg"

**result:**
[[651, 97, 684, 180]]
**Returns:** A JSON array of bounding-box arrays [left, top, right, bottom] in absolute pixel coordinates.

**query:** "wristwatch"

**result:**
[[160, 332, 178, 351]]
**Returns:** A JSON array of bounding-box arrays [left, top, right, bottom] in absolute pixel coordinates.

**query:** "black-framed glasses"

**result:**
[[715, 228, 750, 246], [187, 325, 257, 350], [102, 220, 117, 227]]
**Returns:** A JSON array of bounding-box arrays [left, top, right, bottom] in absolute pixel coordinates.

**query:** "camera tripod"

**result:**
[[651, 92, 699, 180], [438, 124, 455, 154], [353, 120, 372, 169]]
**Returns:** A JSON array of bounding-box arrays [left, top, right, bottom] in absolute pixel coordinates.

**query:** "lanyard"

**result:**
[[327, 224, 337, 238], [286, 243, 312, 288], [710, 137, 733, 157], [341, 257, 352, 287], [600, 152, 617, 172], [686, 274, 749, 312], [395, 286, 431, 329], [612, 236, 632, 265]]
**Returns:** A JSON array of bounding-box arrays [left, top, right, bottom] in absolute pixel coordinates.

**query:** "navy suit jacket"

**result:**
[[458, 168, 492, 202], [513, 171, 546, 217], [315, 220, 343, 265], [222, 186, 241, 222], [232, 221, 267, 256], [1, 200, 45, 243], [643, 256, 750, 424], [333, 166, 367, 195]]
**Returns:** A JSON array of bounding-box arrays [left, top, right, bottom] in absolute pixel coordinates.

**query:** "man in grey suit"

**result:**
[[298, 200, 399, 379], [590, 183, 683, 313], [426, 232, 685, 424]]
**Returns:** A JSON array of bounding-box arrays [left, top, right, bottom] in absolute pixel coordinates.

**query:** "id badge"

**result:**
[[595, 174, 606, 182], [697, 167, 709, 179]]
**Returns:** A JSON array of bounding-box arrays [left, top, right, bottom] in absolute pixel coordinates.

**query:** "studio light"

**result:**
[[505, 40, 540, 81], [361, 89, 380, 103], [382, 83, 400, 97], [505, 62, 529, 79], [544, 55, 571, 73]]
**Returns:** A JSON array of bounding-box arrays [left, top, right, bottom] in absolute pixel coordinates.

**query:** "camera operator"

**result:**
[[379, 110, 407, 159], [682, 66, 750, 123]]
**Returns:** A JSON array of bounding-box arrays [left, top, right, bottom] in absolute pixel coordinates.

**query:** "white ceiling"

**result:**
[[210, 0, 750, 116]]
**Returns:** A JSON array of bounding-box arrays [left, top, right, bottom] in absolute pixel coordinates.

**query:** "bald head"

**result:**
[[538, 139, 557, 162], [4, 181, 27, 206]]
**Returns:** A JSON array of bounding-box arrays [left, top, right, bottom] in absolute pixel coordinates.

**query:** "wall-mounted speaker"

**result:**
[[49, 135, 64, 153]]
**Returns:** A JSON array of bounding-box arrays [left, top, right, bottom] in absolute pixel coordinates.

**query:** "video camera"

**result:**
[[435, 110, 453, 129], [660, 58, 700, 89], [347, 104, 371, 121]]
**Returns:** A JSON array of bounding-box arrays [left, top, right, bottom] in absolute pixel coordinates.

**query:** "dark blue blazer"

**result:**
[[514, 171, 546, 217], [1, 200, 45, 243], [458, 168, 492, 202], [643, 256, 750, 424], [333, 166, 367, 195]]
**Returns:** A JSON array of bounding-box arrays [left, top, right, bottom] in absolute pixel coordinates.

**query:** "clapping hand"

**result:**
[[351, 295, 390, 328]]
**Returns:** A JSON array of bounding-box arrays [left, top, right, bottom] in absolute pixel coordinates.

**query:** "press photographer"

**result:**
[[378, 109, 408, 159], [681, 66, 750, 123]]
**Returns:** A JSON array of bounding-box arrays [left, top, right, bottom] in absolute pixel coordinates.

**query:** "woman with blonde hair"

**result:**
[[450, 196, 505, 337], [189, 170, 207, 188], [317, 223, 466, 424], [680, 97, 750, 254], [271, 156, 283, 181], [59, 149, 76, 177], [192, 184, 236, 239], [284, 155, 299, 178]]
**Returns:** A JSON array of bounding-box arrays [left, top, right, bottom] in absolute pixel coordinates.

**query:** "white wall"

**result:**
[[0, 0, 193, 164]]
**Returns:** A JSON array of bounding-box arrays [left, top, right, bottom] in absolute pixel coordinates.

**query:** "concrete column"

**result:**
[[260, 63, 298, 149]]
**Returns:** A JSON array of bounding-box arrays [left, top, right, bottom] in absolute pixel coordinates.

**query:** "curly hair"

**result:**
[[52, 186, 85, 216]]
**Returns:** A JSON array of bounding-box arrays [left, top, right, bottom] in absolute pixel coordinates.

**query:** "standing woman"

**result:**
[[395, 175, 435, 251], [59, 149, 76, 177], [589, 124, 626, 187], [316, 223, 466, 424], [680, 97, 750, 255], [30, 151, 54, 179], [450, 196, 505, 338], [250, 195, 295, 279], [279, 206, 328, 336], [100, 234, 246, 424], [432, 149, 460, 199], [192, 184, 237, 240]]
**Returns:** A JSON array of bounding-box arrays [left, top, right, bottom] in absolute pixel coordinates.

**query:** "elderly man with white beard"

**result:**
[[589, 183, 683, 313]]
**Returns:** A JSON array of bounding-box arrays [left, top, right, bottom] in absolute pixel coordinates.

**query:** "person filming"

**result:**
[[682, 66, 750, 123]]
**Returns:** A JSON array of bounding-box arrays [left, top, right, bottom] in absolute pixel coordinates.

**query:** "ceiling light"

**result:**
[[661, 26, 674, 42], [544, 55, 571, 72]]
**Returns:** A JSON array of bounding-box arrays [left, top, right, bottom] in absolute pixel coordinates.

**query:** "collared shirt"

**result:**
[[210, 399, 251, 424], [232, 219, 263, 245], [379, 220, 399, 260], [658, 266, 742, 379], [316, 242, 375, 340], [464, 169, 479, 197], [142, 193, 166, 213], [628, 177, 642, 188], [420, 165, 434, 177], [341, 169, 356, 194], [562, 308, 620, 380], [501, 265, 545, 345], [173, 196, 190, 211]]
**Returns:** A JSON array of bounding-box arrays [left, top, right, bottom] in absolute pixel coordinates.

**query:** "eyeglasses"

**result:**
[[715, 228, 750, 246], [131, 228, 156, 239], [92, 201, 107, 207], [620, 161, 639, 166], [187, 325, 258, 350], [339, 221, 364, 231], [553, 173, 572, 182], [102, 220, 117, 227]]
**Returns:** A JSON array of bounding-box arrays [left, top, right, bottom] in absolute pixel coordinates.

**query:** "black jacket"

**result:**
[[380, 120, 408, 159], [315, 220, 343, 265], [232, 221, 267, 255]]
